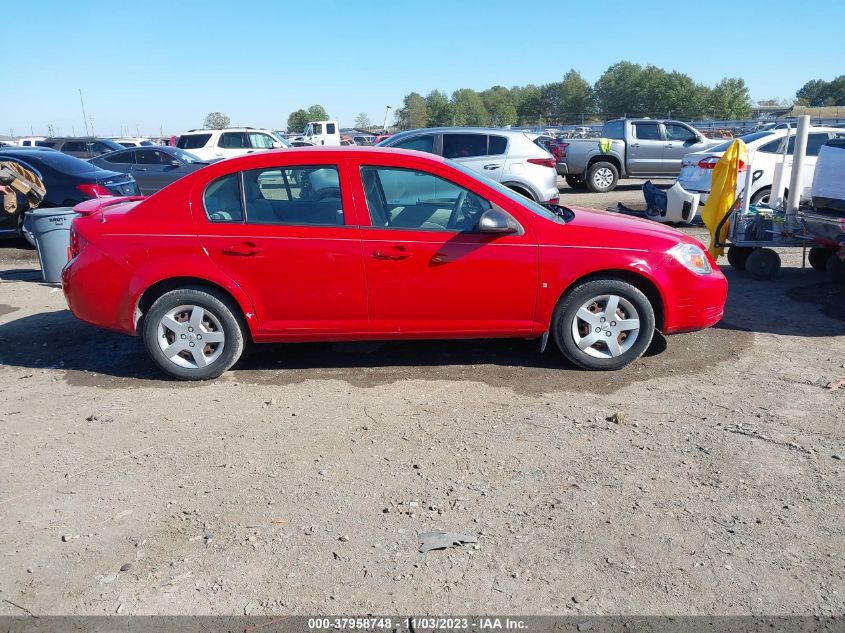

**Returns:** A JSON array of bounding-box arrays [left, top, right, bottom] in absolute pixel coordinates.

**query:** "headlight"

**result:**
[[668, 243, 713, 275]]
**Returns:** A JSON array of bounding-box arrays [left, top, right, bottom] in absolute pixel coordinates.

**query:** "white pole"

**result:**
[[771, 124, 791, 210], [786, 115, 810, 216]]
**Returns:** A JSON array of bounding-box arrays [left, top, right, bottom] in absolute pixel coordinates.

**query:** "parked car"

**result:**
[[111, 137, 157, 148], [62, 147, 727, 380], [36, 137, 125, 159], [91, 147, 210, 195], [373, 134, 392, 144], [534, 135, 569, 177], [556, 118, 722, 193], [674, 126, 845, 207], [352, 135, 375, 146], [176, 128, 285, 161], [17, 136, 46, 147], [379, 127, 559, 204], [0, 148, 140, 239], [301, 120, 341, 146]]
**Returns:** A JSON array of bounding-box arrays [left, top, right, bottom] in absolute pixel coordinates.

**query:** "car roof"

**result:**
[[388, 127, 527, 138], [181, 128, 274, 134]]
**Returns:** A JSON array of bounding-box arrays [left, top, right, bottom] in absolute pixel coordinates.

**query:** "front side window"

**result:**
[[633, 123, 661, 140], [360, 166, 491, 231], [392, 134, 435, 154], [204, 173, 243, 222], [137, 150, 175, 165], [242, 165, 343, 226], [248, 133, 275, 149], [219, 132, 249, 149], [63, 141, 86, 152], [442, 134, 488, 159], [664, 124, 694, 142], [104, 151, 133, 164]]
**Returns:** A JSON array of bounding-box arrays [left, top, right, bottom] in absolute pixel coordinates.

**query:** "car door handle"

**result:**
[[483, 163, 502, 170], [373, 246, 411, 260], [664, 143, 674, 148], [134, 167, 148, 171], [221, 242, 260, 256], [630, 143, 640, 148]]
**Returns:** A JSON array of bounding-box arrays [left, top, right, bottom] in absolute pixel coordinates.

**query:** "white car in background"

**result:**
[[176, 127, 286, 161], [675, 127, 845, 207]]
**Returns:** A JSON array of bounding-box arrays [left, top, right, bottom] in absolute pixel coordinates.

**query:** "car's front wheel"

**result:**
[[553, 279, 655, 370], [142, 287, 245, 380]]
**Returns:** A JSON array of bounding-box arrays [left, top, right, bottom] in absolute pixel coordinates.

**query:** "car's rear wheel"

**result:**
[[565, 175, 587, 190], [808, 246, 833, 272], [552, 279, 655, 371], [750, 187, 771, 206], [586, 161, 619, 193], [143, 287, 245, 380]]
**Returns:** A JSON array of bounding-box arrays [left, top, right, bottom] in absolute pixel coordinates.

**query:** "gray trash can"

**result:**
[[27, 208, 78, 283]]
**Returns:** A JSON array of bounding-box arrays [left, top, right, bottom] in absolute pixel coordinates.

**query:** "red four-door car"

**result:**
[[62, 147, 727, 380]]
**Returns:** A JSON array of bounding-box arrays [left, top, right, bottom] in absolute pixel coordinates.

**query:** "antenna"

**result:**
[[79, 89, 90, 136]]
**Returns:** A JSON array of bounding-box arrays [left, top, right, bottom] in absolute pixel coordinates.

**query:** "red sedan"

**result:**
[[62, 147, 727, 380]]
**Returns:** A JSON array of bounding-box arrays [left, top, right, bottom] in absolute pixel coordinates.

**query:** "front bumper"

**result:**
[[662, 266, 728, 334]]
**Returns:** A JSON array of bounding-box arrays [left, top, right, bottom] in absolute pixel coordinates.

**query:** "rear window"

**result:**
[[711, 131, 776, 153], [1, 151, 101, 176], [177, 134, 212, 150], [204, 173, 243, 222], [602, 120, 624, 139]]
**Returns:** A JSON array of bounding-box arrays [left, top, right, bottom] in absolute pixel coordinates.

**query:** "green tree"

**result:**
[[796, 79, 830, 107], [396, 92, 428, 129], [451, 89, 488, 126], [511, 84, 543, 126], [825, 76, 845, 106], [354, 112, 371, 128], [425, 90, 452, 127], [594, 61, 645, 116], [286, 109, 309, 133], [306, 104, 330, 121], [662, 72, 710, 119], [480, 86, 517, 126], [558, 69, 595, 122], [203, 112, 231, 129], [709, 77, 752, 119]]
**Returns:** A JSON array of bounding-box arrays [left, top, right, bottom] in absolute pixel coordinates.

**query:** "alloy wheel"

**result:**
[[157, 304, 226, 369], [571, 294, 640, 359], [593, 167, 614, 189]]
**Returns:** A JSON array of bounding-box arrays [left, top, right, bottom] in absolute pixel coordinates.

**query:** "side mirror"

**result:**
[[271, 141, 282, 149], [477, 208, 519, 234], [169, 159, 181, 167], [689, 135, 701, 144]]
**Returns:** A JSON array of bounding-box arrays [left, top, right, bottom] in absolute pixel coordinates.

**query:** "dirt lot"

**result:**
[[0, 181, 843, 617]]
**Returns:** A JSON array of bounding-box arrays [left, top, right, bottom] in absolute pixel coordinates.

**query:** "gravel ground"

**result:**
[[0, 181, 843, 616]]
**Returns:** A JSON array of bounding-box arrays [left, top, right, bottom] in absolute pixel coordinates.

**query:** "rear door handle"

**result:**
[[483, 164, 502, 170], [373, 246, 411, 260], [221, 241, 260, 256]]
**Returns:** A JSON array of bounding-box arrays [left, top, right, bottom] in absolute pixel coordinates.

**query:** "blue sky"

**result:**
[[4, 0, 843, 136]]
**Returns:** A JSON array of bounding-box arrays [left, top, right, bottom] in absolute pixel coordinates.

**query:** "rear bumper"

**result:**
[[556, 163, 569, 176]]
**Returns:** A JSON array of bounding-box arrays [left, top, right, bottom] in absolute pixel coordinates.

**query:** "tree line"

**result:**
[[393, 62, 760, 130], [795, 76, 845, 107]]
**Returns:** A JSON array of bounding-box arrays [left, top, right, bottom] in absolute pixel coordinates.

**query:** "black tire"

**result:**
[[808, 246, 833, 272], [749, 187, 771, 206], [727, 246, 753, 271], [745, 248, 781, 280], [827, 251, 845, 282], [142, 286, 245, 380], [586, 161, 619, 193], [565, 175, 587, 190], [552, 279, 655, 371]]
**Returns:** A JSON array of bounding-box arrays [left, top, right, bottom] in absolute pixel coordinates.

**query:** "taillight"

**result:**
[[76, 183, 112, 198], [697, 156, 746, 172], [557, 142, 568, 158], [547, 196, 560, 205], [68, 225, 88, 260], [528, 157, 556, 169]]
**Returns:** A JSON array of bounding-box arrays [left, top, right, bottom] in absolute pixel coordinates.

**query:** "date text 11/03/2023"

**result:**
[[307, 618, 528, 631]]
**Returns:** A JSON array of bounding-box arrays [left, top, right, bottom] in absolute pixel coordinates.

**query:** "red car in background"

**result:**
[[62, 147, 727, 380]]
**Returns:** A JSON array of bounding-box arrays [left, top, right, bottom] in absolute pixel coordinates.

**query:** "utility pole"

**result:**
[[79, 88, 90, 136], [89, 116, 95, 136], [382, 106, 392, 133]]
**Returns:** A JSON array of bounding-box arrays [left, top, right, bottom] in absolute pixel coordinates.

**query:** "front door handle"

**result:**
[[664, 143, 674, 148], [373, 246, 411, 260], [630, 143, 640, 148], [483, 164, 502, 170], [221, 241, 260, 256], [134, 167, 148, 171]]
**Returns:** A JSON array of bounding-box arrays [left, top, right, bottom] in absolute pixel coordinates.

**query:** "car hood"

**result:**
[[539, 205, 697, 250]]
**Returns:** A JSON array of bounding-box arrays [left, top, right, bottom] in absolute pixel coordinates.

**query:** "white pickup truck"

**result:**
[[301, 120, 341, 146], [557, 118, 722, 193]]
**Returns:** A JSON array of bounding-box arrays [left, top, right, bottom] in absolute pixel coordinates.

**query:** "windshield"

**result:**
[[709, 131, 775, 153], [170, 148, 204, 163], [447, 160, 565, 224]]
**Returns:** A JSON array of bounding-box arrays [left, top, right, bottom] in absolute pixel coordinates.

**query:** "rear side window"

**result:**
[[602, 120, 625, 139], [63, 141, 87, 152], [488, 135, 508, 155], [633, 123, 660, 140], [177, 134, 211, 150], [392, 135, 435, 154], [326, 123, 336, 134], [204, 173, 243, 222], [443, 134, 488, 159], [219, 132, 249, 149], [35, 141, 56, 148], [806, 133, 831, 157], [136, 150, 174, 165], [242, 165, 343, 226], [103, 151, 134, 164]]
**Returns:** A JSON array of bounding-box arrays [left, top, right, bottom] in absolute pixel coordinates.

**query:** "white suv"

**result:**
[[176, 128, 285, 161]]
